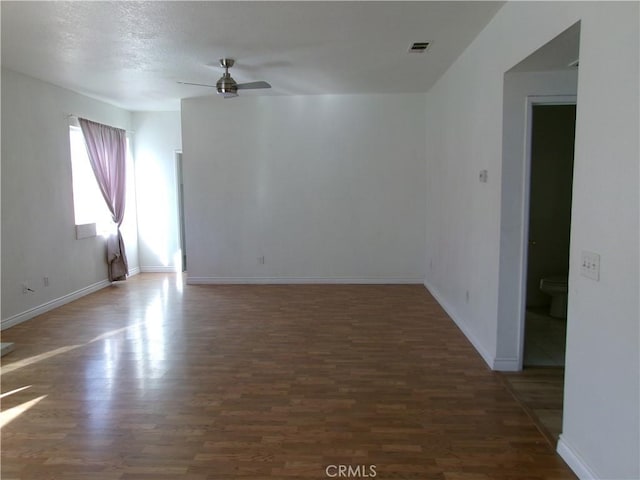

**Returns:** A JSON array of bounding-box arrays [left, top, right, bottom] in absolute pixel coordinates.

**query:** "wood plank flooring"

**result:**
[[500, 368, 565, 448], [1, 274, 576, 479]]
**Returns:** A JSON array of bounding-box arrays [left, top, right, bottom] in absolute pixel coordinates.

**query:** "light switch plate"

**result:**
[[581, 251, 600, 281]]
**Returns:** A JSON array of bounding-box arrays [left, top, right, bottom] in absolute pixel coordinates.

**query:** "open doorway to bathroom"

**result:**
[[502, 100, 577, 447], [523, 102, 576, 367], [496, 21, 580, 447]]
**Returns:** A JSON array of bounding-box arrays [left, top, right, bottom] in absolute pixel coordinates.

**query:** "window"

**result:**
[[69, 125, 125, 237]]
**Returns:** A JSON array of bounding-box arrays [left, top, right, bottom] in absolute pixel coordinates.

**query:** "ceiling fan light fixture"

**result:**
[[180, 58, 269, 98], [216, 72, 238, 97]]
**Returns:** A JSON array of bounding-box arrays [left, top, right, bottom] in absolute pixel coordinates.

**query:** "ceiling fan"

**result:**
[[179, 58, 271, 98]]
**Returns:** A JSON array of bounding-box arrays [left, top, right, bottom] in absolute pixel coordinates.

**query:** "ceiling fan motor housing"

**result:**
[[216, 58, 238, 97], [216, 73, 238, 97]]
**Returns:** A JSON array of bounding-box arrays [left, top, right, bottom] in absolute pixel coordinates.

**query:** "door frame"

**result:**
[[516, 95, 577, 369]]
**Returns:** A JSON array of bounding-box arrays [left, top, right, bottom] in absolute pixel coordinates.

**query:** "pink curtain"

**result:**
[[79, 118, 129, 281]]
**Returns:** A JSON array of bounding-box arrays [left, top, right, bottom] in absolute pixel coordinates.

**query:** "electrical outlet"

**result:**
[[258, 256, 265, 265], [44, 276, 50, 287], [580, 251, 600, 281], [22, 282, 28, 294]]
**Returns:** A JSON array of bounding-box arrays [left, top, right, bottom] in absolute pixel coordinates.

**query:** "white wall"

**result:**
[[1, 68, 138, 326], [424, 2, 638, 479], [132, 111, 182, 272], [181, 93, 426, 283]]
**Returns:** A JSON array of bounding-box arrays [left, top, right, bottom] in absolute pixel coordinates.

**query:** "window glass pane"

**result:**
[[69, 126, 114, 235]]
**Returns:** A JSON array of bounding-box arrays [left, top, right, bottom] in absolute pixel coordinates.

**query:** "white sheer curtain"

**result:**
[[79, 118, 129, 281]]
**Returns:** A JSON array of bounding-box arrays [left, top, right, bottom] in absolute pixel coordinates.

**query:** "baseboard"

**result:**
[[424, 280, 495, 370], [128, 266, 141, 276], [1, 279, 111, 331], [187, 276, 425, 285], [557, 435, 599, 479], [1, 342, 15, 357], [492, 356, 520, 371], [140, 266, 179, 273]]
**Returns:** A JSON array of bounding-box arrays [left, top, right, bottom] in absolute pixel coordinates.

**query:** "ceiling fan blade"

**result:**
[[236, 81, 271, 90], [177, 81, 216, 88]]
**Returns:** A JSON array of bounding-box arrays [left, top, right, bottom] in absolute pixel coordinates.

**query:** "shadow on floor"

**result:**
[[501, 367, 565, 448], [501, 308, 567, 447]]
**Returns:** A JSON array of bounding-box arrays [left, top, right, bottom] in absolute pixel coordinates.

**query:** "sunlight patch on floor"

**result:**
[[1, 322, 146, 375], [0, 395, 47, 428], [0, 385, 32, 399]]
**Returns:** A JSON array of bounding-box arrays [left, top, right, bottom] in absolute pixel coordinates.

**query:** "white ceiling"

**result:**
[[1, 1, 503, 111]]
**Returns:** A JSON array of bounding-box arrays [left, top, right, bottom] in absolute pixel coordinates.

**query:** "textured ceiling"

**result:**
[[1, 1, 503, 111]]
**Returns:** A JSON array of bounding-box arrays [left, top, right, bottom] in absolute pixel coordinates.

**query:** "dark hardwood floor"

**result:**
[[1, 274, 576, 479]]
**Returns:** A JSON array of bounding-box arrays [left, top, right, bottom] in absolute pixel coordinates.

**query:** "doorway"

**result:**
[[523, 102, 576, 367], [176, 151, 187, 272], [495, 22, 580, 372], [495, 21, 581, 447], [503, 99, 577, 446]]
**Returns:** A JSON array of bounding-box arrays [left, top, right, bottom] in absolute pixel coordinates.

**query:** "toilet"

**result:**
[[539, 275, 568, 319]]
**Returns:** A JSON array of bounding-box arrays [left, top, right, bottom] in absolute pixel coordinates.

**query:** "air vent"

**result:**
[[409, 42, 430, 53]]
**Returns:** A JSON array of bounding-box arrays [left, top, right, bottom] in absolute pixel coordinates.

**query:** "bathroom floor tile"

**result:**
[[524, 309, 567, 367]]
